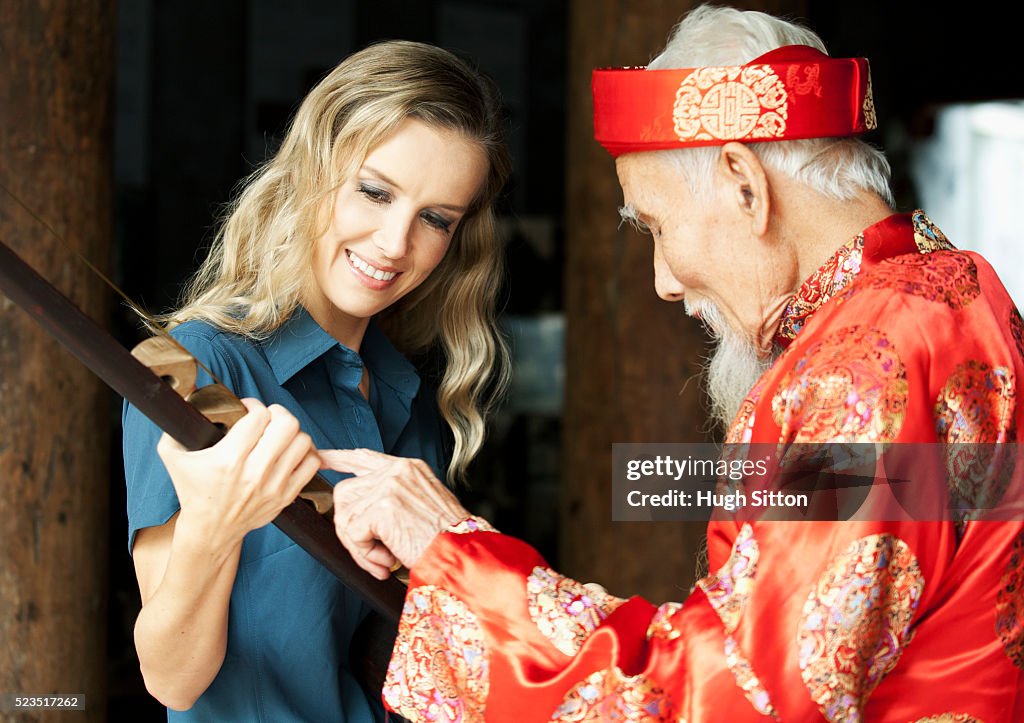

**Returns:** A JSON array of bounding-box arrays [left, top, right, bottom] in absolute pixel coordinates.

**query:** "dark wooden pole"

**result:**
[[562, 0, 806, 602], [0, 2, 114, 720]]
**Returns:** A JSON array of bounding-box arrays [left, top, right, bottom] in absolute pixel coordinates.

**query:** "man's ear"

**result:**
[[716, 142, 770, 236]]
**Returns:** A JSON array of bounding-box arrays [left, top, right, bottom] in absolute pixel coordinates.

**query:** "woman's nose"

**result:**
[[373, 214, 413, 260]]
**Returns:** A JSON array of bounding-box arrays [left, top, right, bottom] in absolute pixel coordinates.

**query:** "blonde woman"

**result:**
[[122, 40, 510, 721]]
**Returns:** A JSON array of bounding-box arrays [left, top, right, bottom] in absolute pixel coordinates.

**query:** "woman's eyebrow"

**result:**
[[362, 164, 470, 213], [362, 165, 401, 190]]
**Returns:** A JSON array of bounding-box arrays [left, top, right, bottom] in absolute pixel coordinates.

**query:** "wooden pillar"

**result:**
[[0, 3, 114, 720], [562, 0, 805, 602]]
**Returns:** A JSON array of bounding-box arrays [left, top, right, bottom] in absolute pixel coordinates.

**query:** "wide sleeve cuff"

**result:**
[[384, 518, 660, 720]]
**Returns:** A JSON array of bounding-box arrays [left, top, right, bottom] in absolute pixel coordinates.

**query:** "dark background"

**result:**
[[104, 1, 1022, 718]]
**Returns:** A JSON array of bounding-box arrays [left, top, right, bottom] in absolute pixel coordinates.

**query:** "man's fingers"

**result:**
[[340, 536, 391, 580], [319, 449, 370, 474], [320, 448, 396, 474], [335, 515, 392, 581], [363, 541, 398, 571]]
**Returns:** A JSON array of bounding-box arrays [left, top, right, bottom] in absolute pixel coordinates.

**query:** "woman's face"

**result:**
[[306, 118, 488, 349]]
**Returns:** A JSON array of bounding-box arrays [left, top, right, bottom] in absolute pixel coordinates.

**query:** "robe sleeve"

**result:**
[[384, 515, 1017, 722]]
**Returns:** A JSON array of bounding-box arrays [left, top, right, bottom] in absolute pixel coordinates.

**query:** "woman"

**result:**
[[122, 40, 510, 721]]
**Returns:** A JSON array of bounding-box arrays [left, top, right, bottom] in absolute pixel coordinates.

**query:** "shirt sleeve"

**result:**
[[121, 327, 239, 554]]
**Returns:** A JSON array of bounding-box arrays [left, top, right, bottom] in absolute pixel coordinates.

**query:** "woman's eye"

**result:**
[[422, 212, 453, 235], [358, 184, 391, 204]]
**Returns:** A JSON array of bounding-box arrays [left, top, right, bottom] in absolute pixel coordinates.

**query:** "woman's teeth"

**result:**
[[348, 251, 397, 281]]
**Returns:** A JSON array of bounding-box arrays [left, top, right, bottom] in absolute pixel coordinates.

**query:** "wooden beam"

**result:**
[[0, 2, 114, 719]]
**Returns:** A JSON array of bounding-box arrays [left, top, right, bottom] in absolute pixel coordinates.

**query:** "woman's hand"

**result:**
[[156, 398, 321, 547], [322, 449, 470, 580]]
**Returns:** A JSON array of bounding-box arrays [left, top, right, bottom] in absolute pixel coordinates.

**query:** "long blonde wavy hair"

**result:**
[[162, 40, 512, 483]]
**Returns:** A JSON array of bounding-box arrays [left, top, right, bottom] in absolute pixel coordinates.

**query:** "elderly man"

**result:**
[[328, 6, 1024, 721]]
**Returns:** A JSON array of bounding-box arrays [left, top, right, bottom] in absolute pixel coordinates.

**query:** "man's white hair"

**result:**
[[649, 5, 893, 206]]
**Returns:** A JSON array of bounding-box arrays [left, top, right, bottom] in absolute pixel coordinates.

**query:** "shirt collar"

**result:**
[[263, 307, 420, 400], [263, 306, 340, 384], [360, 321, 421, 400], [773, 210, 953, 347]]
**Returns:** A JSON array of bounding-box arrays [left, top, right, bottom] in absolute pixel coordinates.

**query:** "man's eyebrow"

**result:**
[[618, 203, 639, 223], [617, 202, 650, 232]]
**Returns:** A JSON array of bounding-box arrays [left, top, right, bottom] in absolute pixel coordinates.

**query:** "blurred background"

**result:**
[[1, 1, 1022, 719]]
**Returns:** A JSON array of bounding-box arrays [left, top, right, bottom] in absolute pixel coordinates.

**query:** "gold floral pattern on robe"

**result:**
[[696, 523, 758, 635], [549, 668, 672, 721], [798, 534, 924, 723], [772, 326, 908, 443], [1010, 307, 1024, 362], [855, 251, 981, 310], [528, 567, 626, 656], [935, 361, 1017, 519], [911, 211, 955, 253], [995, 531, 1024, 670], [383, 586, 489, 722], [646, 602, 684, 642], [726, 374, 773, 445], [910, 715, 983, 723], [936, 361, 1016, 444], [697, 525, 775, 717], [776, 235, 864, 342], [724, 635, 778, 719], [726, 397, 759, 445]]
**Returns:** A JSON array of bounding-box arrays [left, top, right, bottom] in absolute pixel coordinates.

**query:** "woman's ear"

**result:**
[[716, 142, 770, 236]]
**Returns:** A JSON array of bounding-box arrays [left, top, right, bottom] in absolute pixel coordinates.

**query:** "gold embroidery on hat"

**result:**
[[673, 65, 788, 142], [862, 62, 877, 131]]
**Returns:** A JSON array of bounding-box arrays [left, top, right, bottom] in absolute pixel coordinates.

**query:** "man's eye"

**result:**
[[358, 184, 391, 204]]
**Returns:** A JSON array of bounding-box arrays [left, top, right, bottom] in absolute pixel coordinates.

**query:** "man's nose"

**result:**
[[653, 245, 684, 302]]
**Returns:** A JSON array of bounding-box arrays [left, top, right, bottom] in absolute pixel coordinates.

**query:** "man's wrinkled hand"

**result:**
[[322, 449, 470, 580]]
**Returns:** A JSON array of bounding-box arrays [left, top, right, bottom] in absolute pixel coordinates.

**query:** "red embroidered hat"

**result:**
[[592, 45, 876, 157]]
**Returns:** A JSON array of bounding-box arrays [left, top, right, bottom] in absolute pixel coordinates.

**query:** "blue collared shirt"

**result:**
[[122, 307, 448, 722]]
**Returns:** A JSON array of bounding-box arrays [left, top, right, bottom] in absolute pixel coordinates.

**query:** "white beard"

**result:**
[[685, 299, 775, 431]]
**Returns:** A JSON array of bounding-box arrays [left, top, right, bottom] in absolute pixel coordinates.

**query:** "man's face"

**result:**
[[615, 151, 782, 345], [615, 151, 780, 426]]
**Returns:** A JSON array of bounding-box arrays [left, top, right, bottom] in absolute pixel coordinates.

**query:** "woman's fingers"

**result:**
[[291, 452, 323, 493], [243, 405, 300, 479], [219, 398, 272, 458], [155, 396, 330, 543], [156, 431, 185, 458]]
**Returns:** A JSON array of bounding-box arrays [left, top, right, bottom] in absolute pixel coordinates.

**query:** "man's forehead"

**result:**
[[616, 153, 666, 210]]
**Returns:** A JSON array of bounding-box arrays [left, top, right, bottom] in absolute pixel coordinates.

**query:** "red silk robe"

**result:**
[[384, 212, 1024, 722]]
